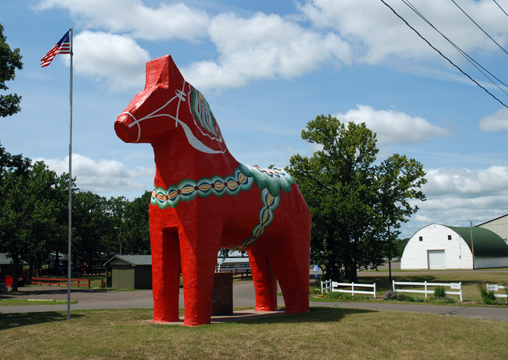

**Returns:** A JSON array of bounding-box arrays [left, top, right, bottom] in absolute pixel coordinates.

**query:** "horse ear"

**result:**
[[145, 55, 184, 89]]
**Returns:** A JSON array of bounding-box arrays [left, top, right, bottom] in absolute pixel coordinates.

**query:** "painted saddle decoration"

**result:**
[[115, 55, 311, 326]]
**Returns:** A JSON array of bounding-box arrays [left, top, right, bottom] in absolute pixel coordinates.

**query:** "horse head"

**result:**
[[115, 55, 226, 154]]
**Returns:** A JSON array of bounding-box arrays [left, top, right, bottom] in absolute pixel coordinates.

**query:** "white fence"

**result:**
[[486, 284, 508, 298], [321, 280, 377, 298], [392, 280, 463, 301]]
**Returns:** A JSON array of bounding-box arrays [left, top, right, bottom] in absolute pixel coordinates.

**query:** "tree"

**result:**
[[72, 191, 114, 266], [121, 191, 151, 255], [374, 154, 426, 283], [393, 238, 409, 259], [0, 24, 23, 117], [0, 141, 30, 181], [287, 115, 426, 282], [0, 161, 65, 290]]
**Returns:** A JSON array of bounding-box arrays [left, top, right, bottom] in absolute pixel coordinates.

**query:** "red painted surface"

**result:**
[[115, 55, 311, 326], [4, 275, 27, 287]]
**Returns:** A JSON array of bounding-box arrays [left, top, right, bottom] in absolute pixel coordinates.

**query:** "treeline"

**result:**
[[0, 142, 150, 289]]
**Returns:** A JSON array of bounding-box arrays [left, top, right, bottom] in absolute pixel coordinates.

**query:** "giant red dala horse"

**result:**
[[115, 55, 311, 326]]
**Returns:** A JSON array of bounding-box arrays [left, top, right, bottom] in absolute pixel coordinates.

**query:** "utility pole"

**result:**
[[470, 221, 475, 270]]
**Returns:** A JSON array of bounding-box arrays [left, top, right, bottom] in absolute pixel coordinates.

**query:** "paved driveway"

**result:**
[[1, 281, 507, 322]]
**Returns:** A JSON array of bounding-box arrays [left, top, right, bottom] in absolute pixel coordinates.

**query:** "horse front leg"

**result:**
[[178, 224, 223, 326], [150, 225, 182, 322]]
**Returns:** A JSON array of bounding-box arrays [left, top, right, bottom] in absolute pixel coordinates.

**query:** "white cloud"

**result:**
[[337, 105, 451, 145], [299, 0, 508, 64], [182, 12, 351, 90], [71, 31, 149, 91], [402, 165, 508, 231], [479, 107, 508, 134], [38, 154, 153, 195], [37, 0, 209, 41], [36, 1, 508, 91], [424, 166, 508, 198]]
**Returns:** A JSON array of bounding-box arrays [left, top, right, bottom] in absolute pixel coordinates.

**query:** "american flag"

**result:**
[[41, 31, 71, 68]]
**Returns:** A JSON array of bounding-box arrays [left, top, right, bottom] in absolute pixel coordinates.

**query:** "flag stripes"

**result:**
[[41, 30, 71, 67]]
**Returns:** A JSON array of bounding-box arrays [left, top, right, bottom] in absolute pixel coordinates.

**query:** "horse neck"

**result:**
[[151, 140, 239, 186]]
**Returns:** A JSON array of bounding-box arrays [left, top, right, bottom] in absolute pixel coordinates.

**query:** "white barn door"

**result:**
[[427, 250, 446, 269]]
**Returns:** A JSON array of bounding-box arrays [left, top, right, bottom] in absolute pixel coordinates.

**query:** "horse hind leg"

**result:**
[[248, 247, 278, 311], [265, 231, 311, 314]]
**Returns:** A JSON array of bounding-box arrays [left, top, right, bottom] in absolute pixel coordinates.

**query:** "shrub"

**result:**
[[397, 293, 407, 301], [477, 282, 497, 302], [382, 290, 397, 300], [444, 297, 457, 304], [501, 281, 508, 297], [434, 286, 446, 298]]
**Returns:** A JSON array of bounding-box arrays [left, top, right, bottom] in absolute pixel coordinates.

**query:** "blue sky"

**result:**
[[2, 0, 508, 238]]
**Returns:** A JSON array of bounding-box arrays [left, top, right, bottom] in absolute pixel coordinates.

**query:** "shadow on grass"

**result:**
[[238, 307, 375, 325], [0, 311, 84, 331]]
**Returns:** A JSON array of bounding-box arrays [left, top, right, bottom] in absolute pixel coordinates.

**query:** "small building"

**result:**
[[477, 213, 508, 244], [104, 255, 152, 289], [401, 224, 508, 270], [0, 253, 23, 276]]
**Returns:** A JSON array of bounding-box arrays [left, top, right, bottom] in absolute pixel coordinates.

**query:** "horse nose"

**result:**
[[115, 113, 138, 143]]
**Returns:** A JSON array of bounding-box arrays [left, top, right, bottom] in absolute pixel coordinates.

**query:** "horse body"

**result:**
[[115, 55, 311, 326]]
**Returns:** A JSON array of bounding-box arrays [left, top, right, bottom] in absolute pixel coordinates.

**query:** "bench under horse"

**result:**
[[115, 55, 311, 326]]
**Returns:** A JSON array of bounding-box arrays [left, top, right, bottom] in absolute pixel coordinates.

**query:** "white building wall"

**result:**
[[479, 215, 508, 244], [475, 257, 508, 268], [401, 224, 473, 270]]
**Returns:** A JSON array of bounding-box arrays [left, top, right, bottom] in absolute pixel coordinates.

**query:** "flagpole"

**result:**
[[67, 27, 73, 321]]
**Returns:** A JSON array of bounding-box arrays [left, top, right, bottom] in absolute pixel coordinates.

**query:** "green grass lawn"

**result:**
[[0, 299, 77, 306], [0, 307, 506, 359]]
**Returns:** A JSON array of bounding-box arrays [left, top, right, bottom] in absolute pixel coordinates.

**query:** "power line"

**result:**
[[493, 0, 508, 18], [450, 0, 508, 56], [401, 0, 508, 96], [379, 0, 508, 109]]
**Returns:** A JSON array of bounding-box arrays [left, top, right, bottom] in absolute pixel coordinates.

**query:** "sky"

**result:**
[[2, 0, 508, 239]]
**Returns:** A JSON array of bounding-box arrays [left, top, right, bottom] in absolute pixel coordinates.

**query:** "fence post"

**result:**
[[392, 279, 395, 292], [352, 282, 355, 297], [88, 278, 91, 288], [321, 280, 324, 294], [459, 282, 462, 302], [374, 283, 377, 299], [424, 281, 428, 298]]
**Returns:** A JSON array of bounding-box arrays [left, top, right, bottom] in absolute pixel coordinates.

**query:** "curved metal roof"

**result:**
[[447, 226, 508, 258]]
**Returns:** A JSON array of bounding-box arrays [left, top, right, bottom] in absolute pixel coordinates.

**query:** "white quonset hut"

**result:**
[[401, 224, 508, 270]]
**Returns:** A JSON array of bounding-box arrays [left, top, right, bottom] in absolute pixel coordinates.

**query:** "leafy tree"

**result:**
[[106, 195, 129, 255], [0, 24, 23, 117], [393, 238, 409, 259], [0, 161, 64, 290], [121, 191, 151, 255], [72, 191, 114, 266], [287, 115, 426, 282], [0, 141, 30, 181], [374, 155, 426, 282]]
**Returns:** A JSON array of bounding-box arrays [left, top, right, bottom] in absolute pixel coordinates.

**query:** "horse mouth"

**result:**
[[115, 114, 137, 143]]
